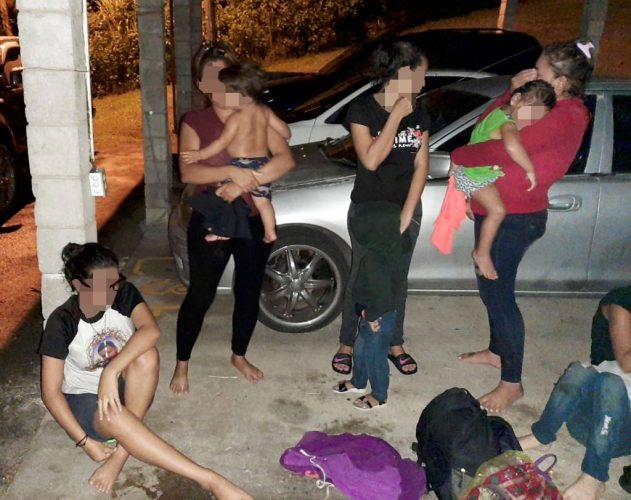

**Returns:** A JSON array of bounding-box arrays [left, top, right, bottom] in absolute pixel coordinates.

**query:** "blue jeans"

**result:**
[[474, 211, 547, 382], [532, 362, 631, 482], [339, 203, 420, 347], [351, 311, 396, 403]]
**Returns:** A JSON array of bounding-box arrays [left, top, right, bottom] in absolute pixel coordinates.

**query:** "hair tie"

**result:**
[[576, 41, 595, 59]]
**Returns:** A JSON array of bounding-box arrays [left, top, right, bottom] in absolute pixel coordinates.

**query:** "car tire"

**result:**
[[258, 227, 350, 333], [0, 145, 17, 218]]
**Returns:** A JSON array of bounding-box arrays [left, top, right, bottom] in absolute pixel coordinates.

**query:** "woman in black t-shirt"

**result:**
[[39, 243, 251, 499], [332, 42, 431, 406]]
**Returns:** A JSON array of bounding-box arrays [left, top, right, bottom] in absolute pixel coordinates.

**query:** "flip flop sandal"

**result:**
[[353, 395, 387, 411], [388, 353, 418, 375], [331, 352, 352, 375], [332, 382, 366, 394]]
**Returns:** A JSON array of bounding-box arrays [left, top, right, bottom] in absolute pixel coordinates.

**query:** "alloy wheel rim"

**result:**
[[261, 243, 342, 329]]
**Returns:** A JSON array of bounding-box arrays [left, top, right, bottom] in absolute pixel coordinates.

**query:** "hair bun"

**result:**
[[61, 242, 82, 263]]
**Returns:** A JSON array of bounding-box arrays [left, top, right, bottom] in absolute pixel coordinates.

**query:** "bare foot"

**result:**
[[170, 360, 190, 395], [563, 474, 605, 500], [88, 450, 126, 494], [518, 433, 551, 452], [479, 381, 523, 412], [263, 230, 277, 244], [457, 349, 501, 369], [472, 250, 498, 280], [199, 472, 253, 500], [333, 344, 353, 373], [231, 354, 264, 384], [205, 233, 230, 242]]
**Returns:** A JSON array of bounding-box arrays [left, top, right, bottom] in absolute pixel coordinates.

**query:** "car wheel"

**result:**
[[259, 228, 350, 333], [0, 145, 17, 216]]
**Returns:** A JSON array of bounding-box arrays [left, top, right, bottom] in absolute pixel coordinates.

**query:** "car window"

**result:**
[[433, 95, 597, 173], [435, 123, 475, 152], [5, 46, 20, 63], [419, 88, 489, 135], [324, 76, 470, 127], [565, 95, 596, 175], [287, 76, 368, 123], [612, 95, 631, 173], [325, 83, 378, 125]]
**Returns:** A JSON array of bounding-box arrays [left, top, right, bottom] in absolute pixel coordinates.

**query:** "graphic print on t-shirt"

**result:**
[[374, 126, 424, 151], [393, 126, 423, 149], [86, 326, 128, 370]]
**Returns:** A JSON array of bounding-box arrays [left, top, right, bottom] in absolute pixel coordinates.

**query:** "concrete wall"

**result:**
[[17, 0, 96, 318]]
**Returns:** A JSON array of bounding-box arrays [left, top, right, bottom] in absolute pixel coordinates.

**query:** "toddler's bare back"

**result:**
[[226, 103, 271, 158]]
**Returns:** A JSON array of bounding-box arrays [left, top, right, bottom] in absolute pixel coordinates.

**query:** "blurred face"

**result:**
[[220, 90, 250, 108], [384, 60, 428, 97], [514, 104, 548, 129], [197, 60, 227, 97], [73, 266, 123, 313], [535, 55, 567, 98]]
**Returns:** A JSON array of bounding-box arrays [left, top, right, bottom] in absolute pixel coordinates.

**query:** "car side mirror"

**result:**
[[10, 67, 23, 87], [428, 151, 452, 179]]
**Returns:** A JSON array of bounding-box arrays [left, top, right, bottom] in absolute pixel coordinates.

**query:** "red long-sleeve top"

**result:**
[[451, 90, 590, 214]]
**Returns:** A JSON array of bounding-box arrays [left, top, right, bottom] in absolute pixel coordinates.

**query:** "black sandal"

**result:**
[[620, 465, 631, 494], [331, 352, 352, 374], [387, 353, 418, 375]]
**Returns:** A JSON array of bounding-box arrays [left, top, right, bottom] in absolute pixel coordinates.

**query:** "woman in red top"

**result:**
[[452, 40, 594, 412]]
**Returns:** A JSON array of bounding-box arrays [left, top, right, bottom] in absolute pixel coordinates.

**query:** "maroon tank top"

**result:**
[[181, 106, 256, 211]]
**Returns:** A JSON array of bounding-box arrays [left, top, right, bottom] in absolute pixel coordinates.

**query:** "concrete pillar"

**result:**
[[173, 0, 196, 125], [581, 0, 608, 64], [497, 0, 519, 30], [190, 1, 205, 110], [137, 0, 172, 225], [17, 0, 97, 319]]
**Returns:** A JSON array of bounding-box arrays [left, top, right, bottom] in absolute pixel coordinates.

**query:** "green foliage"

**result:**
[[216, 0, 363, 60], [88, 0, 139, 96], [88, 0, 173, 96]]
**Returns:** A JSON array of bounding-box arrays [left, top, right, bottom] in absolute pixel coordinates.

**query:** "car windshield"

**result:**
[[321, 86, 491, 164]]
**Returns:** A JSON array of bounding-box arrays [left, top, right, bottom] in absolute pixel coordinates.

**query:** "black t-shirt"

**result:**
[[38, 282, 144, 394], [345, 93, 431, 207], [590, 286, 631, 365]]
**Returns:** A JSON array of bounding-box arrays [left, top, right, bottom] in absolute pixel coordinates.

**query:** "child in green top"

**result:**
[[451, 80, 556, 279]]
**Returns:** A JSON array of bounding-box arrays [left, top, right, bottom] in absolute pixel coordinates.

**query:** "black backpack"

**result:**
[[415, 387, 520, 499]]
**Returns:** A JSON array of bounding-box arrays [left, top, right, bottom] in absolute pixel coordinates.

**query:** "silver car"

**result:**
[[168, 76, 631, 333]]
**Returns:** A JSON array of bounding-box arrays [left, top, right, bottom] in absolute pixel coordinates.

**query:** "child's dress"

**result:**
[[452, 108, 514, 197]]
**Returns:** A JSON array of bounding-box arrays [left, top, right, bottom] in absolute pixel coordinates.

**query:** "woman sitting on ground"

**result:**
[[38, 242, 251, 499], [519, 285, 631, 500]]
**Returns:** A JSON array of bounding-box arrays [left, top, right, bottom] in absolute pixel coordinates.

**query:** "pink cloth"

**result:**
[[431, 176, 467, 254]]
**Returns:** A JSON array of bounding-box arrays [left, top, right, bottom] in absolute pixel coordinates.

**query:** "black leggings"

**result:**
[[176, 211, 272, 360]]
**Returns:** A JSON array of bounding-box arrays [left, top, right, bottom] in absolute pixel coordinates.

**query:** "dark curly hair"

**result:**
[[193, 42, 238, 82], [543, 39, 594, 97], [370, 40, 426, 87], [61, 242, 119, 290], [219, 62, 267, 100], [512, 79, 556, 109]]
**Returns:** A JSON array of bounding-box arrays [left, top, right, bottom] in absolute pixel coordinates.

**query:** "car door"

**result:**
[[514, 94, 600, 293], [408, 94, 599, 293], [586, 91, 631, 291]]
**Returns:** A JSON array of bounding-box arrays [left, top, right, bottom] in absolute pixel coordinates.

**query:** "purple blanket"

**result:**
[[280, 431, 426, 500]]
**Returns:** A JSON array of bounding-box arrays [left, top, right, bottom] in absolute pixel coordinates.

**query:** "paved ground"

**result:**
[[2, 200, 629, 498]]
